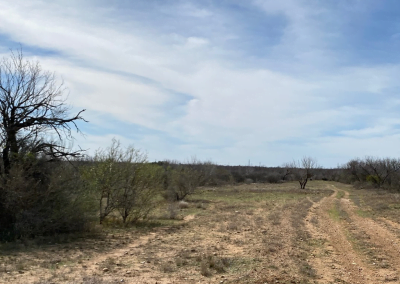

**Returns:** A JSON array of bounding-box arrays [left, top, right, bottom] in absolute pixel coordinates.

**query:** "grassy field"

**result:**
[[1, 181, 400, 283]]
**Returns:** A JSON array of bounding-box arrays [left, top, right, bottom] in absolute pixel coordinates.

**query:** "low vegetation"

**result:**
[[0, 182, 334, 283]]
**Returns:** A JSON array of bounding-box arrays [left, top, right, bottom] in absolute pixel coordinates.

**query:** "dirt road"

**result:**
[[307, 185, 400, 283], [1, 182, 400, 283]]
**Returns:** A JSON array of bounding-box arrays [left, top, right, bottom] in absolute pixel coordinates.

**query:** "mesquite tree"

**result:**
[[81, 139, 163, 224], [0, 49, 86, 173], [284, 157, 318, 189], [0, 49, 86, 240], [343, 157, 400, 188], [298, 157, 318, 189]]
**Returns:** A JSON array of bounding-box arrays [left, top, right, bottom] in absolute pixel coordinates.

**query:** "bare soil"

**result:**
[[1, 181, 400, 284]]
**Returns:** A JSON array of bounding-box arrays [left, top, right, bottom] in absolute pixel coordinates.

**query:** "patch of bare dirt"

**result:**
[[306, 184, 400, 283], [2, 182, 400, 284]]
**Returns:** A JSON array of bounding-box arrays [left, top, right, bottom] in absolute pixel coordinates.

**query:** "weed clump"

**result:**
[[199, 254, 231, 277], [161, 261, 176, 273]]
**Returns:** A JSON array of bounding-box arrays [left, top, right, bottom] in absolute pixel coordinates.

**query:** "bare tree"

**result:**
[[0, 49, 87, 240], [298, 157, 318, 189], [344, 157, 400, 188], [0, 49, 86, 173], [344, 159, 363, 183], [281, 161, 296, 181], [285, 157, 318, 189], [187, 156, 217, 186]]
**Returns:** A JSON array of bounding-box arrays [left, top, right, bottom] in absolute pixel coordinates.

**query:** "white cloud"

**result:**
[[1, 0, 400, 166], [185, 37, 209, 48]]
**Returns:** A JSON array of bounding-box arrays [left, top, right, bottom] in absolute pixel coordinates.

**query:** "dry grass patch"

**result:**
[[0, 181, 336, 284], [348, 188, 400, 223]]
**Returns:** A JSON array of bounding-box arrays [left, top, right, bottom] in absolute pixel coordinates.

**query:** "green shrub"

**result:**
[[163, 166, 202, 201], [80, 139, 162, 224], [0, 158, 91, 241], [366, 175, 381, 185]]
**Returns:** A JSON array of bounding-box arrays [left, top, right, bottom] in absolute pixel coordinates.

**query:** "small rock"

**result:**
[[126, 271, 131, 274], [103, 268, 109, 272]]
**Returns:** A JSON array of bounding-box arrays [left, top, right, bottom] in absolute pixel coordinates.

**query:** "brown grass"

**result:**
[[0, 181, 349, 284]]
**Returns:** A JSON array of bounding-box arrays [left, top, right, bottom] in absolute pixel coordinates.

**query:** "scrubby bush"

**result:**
[[231, 171, 245, 183], [340, 157, 400, 190], [206, 168, 234, 185], [266, 174, 280, 183], [116, 163, 163, 223], [81, 139, 163, 224], [0, 156, 91, 241], [366, 175, 381, 186], [163, 165, 202, 201]]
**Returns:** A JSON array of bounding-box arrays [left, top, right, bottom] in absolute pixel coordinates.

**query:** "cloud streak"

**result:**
[[1, 0, 400, 166]]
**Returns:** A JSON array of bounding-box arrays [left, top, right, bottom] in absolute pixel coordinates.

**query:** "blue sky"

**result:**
[[1, 0, 400, 167]]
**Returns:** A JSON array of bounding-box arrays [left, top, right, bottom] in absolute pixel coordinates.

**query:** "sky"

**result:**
[[1, 0, 400, 167]]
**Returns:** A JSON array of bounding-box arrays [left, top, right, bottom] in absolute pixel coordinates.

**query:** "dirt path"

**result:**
[[2, 182, 400, 284], [306, 184, 400, 283]]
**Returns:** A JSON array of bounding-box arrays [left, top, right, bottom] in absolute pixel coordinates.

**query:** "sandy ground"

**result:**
[[307, 185, 400, 284], [1, 182, 400, 284]]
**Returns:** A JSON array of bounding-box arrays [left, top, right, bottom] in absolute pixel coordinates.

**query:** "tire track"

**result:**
[[306, 185, 377, 283], [337, 186, 400, 282]]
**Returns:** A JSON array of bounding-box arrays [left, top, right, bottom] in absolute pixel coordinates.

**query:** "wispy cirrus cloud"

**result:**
[[1, 0, 400, 166]]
